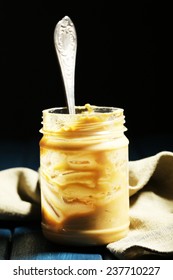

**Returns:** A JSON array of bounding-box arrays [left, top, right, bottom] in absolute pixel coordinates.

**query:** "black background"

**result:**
[[1, 1, 172, 142]]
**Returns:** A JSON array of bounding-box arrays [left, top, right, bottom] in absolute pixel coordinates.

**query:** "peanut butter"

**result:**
[[39, 104, 130, 245]]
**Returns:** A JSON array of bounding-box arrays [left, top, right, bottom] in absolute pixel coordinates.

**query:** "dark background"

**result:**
[[1, 1, 172, 143]]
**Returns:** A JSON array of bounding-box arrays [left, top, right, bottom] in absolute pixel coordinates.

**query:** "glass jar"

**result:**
[[39, 104, 130, 245]]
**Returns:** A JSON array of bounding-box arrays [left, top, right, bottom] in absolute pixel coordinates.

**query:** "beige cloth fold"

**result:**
[[0, 151, 173, 258], [0, 168, 41, 220], [107, 151, 173, 259]]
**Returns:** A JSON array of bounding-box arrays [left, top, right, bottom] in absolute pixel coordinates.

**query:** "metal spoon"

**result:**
[[54, 16, 77, 114]]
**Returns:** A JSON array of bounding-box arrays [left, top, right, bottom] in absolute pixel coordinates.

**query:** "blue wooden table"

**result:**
[[0, 223, 113, 260], [1, 134, 173, 260]]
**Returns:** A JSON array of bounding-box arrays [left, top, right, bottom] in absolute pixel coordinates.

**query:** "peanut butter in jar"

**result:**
[[39, 104, 130, 245]]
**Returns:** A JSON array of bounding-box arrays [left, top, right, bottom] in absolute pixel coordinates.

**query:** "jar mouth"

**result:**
[[41, 104, 126, 135], [44, 105, 123, 115]]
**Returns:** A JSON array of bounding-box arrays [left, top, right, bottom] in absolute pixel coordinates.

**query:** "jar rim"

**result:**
[[42, 105, 124, 116], [40, 104, 126, 135]]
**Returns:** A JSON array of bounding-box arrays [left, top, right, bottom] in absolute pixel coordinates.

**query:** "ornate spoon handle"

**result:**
[[54, 16, 77, 114]]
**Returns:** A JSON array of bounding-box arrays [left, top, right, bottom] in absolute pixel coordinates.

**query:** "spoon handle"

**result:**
[[54, 16, 77, 114]]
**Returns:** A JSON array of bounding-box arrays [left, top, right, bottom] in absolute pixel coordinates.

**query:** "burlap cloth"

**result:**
[[0, 151, 173, 258]]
